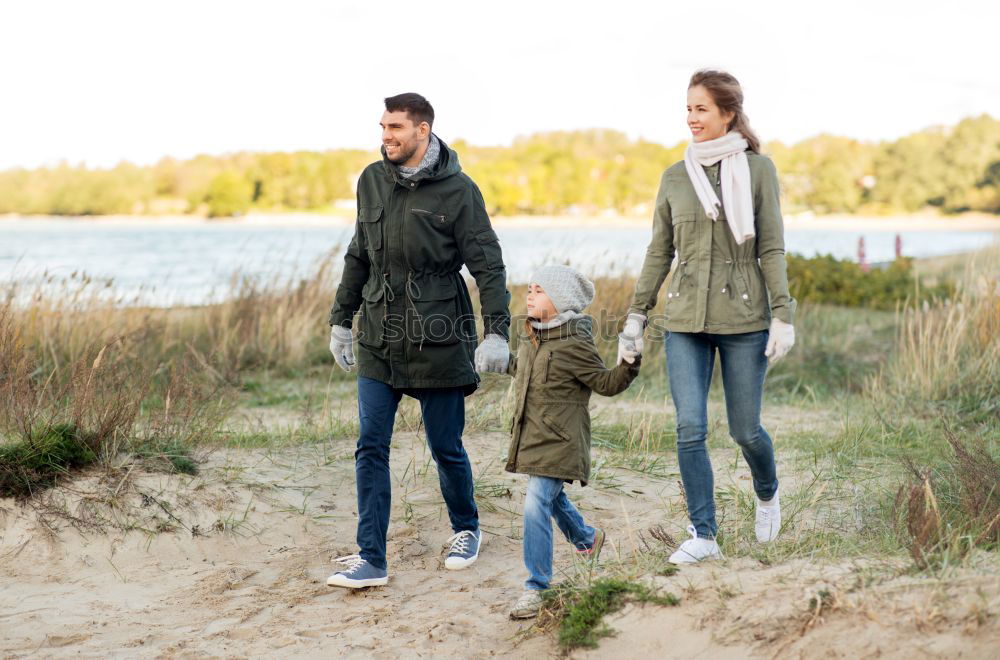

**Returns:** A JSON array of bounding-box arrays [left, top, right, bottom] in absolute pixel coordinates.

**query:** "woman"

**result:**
[[618, 69, 796, 564]]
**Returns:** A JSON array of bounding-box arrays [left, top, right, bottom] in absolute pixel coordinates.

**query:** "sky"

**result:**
[[1, 0, 998, 169]]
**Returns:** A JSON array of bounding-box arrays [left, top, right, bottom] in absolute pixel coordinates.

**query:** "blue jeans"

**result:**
[[665, 331, 778, 539], [523, 475, 595, 591], [355, 376, 478, 570]]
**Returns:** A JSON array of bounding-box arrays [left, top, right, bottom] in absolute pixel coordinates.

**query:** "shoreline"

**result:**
[[2, 212, 1000, 233]]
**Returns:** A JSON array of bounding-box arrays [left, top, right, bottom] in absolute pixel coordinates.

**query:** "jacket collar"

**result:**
[[381, 133, 461, 187]]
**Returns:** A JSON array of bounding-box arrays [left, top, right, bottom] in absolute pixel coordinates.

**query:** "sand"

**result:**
[[2, 399, 998, 658]]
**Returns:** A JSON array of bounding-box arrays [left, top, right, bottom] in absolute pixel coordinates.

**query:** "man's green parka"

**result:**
[[328, 137, 511, 394]]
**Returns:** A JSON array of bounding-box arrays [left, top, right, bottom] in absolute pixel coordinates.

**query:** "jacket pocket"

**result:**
[[475, 229, 504, 269], [411, 208, 450, 226], [540, 402, 583, 444], [359, 205, 383, 252], [408, 276, 460, 346], [357, 281, 385, 348]]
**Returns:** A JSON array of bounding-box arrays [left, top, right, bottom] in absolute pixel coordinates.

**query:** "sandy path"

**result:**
[[3, 408, 998, 658], [2, 428, 675, 658]]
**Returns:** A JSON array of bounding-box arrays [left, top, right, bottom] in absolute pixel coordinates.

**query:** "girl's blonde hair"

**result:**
[[689, 69, 761, 153]]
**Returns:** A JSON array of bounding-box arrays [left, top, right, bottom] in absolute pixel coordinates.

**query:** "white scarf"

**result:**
[[684, 131, 755, 245]]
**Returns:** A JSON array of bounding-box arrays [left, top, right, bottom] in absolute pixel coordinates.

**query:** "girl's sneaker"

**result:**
[[575, 527, 606, 563], [509, 589, 544, 619], [326, 555, 389, 588], [755, 489, 781, 543], [668, 525, 722, 564]]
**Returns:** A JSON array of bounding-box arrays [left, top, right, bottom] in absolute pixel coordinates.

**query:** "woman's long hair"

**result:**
[[689, 69, 761, 154]]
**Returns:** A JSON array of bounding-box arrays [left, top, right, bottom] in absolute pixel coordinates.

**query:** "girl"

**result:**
[[619, 69, 796, 564], [485, 265, 641, 619]]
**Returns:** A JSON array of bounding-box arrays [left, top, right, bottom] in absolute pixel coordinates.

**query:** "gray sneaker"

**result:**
[[509, 589, 544, 619], [444, 529, 481, 570], [326, 555, 388, 588]]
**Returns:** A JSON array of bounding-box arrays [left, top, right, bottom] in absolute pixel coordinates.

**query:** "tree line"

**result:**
[[1, 115, 998, 218]]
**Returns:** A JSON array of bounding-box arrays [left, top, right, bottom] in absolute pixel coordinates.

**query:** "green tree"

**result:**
[[204, 171, 253, 218]]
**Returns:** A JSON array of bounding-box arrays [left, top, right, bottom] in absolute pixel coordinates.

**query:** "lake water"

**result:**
[[1, 218, 996, 306]]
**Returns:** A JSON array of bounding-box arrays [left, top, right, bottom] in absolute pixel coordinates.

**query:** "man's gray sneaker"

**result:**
[[326, 555, 388, 588], [444, 529, 481, 570]]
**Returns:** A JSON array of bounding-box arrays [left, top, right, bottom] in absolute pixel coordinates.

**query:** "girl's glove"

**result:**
[[764, 318, 795, 364], [617, 313, 646, 365], [475, 334, 510, 373], [329, 325, 356, 372]]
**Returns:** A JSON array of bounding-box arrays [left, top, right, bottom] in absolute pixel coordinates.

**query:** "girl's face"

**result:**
[[687, 84, 735, 143], [526, 284, 557, 321]]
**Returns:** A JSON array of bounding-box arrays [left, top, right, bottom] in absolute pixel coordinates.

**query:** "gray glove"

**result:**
[[617, 313, 646, 365], [474, 334, 510, 373], [329, 325, 355, 372]]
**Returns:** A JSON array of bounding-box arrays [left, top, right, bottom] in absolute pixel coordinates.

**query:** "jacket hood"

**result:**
[[381, 133, 462, 185]]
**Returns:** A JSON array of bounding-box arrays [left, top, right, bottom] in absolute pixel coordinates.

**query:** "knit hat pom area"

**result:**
[[529, 265, 595, 314]]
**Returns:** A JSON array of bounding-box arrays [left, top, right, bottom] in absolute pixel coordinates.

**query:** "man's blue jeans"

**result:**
[[355, 376, 478, 570], [523, 475, 595, 591], [665, 330, 778, 539]]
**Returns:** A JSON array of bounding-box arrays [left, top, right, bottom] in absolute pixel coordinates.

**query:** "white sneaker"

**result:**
[[755, 489, 781, 543], [668, 525, 722, 564], [509, 590, 544, 619]]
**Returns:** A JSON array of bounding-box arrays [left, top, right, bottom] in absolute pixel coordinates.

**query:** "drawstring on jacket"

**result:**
[[405, 271, 425, 350]]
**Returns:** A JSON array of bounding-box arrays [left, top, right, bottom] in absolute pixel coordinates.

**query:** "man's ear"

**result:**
[[418, 121, 431, 139]]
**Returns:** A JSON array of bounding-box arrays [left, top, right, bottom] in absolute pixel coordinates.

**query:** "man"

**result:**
[[326, 93, 511, 588]]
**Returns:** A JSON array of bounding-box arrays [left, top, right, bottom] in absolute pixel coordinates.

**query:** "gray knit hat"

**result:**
[[529, 265, 595, 314]]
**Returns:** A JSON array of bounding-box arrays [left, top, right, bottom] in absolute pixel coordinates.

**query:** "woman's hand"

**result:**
[[764, 318, 795, 364], [617, 313, 646, 365]]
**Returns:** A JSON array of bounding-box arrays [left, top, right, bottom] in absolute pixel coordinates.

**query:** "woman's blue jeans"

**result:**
[[665, 330, 778, 539], [523, 475, 595, 590]]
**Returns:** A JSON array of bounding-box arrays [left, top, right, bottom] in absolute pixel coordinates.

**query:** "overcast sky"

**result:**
[[1, 0, 997, 169]]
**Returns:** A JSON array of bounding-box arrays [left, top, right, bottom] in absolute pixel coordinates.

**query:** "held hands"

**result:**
[[764, 318, 795, 364], [329, 325, 356, 372], [475, 334, 510, 373], [617, 313, 646, 365]]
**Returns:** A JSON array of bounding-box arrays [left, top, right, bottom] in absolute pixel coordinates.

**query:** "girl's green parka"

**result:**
[[504, 316, 640, 486]]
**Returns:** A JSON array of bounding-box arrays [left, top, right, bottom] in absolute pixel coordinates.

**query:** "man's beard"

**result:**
[[385, 141, 419, 165]]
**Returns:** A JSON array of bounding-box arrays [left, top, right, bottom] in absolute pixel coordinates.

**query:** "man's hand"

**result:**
[[764, 318, 795, 364], [329, 325, 356, 372], [474, 334, 509, 373], [617, 313, 646, 365]]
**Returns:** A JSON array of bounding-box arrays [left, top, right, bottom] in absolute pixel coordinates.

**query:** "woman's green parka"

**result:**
[[629, 153, 796, 332]]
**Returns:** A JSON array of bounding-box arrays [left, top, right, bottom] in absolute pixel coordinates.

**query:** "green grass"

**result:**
[[540, 578, 680, 651], [0, 424, 96, 497]]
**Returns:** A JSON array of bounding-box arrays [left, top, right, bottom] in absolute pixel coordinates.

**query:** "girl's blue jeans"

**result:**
[[523, 475, 596, 590]]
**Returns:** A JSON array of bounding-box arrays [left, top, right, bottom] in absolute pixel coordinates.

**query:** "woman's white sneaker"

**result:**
[[755, 489, 781, 543], [668, 525, 722, 564]]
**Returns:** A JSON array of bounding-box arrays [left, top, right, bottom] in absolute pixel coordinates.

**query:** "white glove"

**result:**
[[329, 325, 355, 372], [617, 313, 646, 365], [474, 334, 510, 373], [764, 318, 795, 364]]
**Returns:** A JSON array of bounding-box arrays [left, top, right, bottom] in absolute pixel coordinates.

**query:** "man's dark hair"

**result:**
[[384, 92, 434, 128]]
